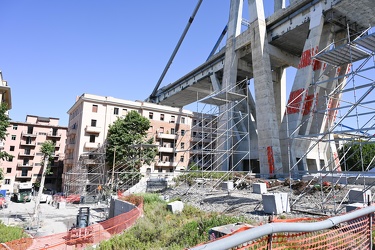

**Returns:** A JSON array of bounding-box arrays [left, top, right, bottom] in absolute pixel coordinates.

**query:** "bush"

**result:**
[[0, 222, 29, 243], [96, 193, 252, 249]]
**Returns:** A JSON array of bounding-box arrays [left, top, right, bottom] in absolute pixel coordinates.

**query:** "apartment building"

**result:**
[[190, 112, 217, 170], [65, 94, 194, 177], [1, 115, 67, 194]]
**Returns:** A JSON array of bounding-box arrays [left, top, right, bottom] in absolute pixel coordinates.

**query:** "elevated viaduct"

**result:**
[[148, 0, 375, 177]]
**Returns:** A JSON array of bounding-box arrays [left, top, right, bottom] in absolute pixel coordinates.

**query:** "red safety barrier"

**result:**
[[1, 198, 143, 250]]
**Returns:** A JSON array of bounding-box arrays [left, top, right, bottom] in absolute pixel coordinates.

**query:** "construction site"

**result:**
[[9, 0, 375, 249], [62, 0, 375, 214]]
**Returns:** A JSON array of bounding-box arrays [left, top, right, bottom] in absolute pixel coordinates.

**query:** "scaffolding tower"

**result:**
[[287, 28, 375, 214], [63, 144, 107, 196]]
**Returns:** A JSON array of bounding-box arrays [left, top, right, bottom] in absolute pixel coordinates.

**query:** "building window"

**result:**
[[114, 108, 119, 115], [193, 120, 197, 126], [149, 112, 153, 119], [12, 125, 18, 130], [181, 130, 185, 136], [180, 156, 184, 162], [91, 119, 97, 127], [10, 146, 14, 151], [159, 127, 164, 133], [160, 114, 164, 121], [11, 135, 16, 140], [181, 117, 185, 124], [170, 116, 175, 123], [122, 109, 128, 116], [181, 142, 185, 149], [89, 135, 96, 143], [6, 168, 11, 173], [92, 105, 98, 113], [7, 157, 12, 162], [5, 179, 10, 185], [171, 128, 175, 134]]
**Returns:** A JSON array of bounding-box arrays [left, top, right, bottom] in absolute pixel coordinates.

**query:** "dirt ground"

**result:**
[[161, 177, 374, 223]]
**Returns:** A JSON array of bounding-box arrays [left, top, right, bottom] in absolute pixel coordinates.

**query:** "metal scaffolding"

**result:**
[[287, 28, 375, 214], [63, 144, 107, 196]]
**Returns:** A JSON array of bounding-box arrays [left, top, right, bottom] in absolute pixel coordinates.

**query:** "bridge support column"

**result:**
[[248, 0, 283, 177], [279, 3, 326, 174], [216, 0, 243, 171]]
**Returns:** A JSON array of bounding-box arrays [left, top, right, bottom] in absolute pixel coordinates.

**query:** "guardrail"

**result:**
[[192, 205, 375, 250]]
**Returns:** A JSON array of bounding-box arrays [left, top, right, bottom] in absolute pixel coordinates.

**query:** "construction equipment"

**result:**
[[13, 182, 32, 203]]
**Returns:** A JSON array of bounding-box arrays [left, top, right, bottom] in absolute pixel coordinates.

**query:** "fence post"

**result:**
[[267, 233, 273, 250], [369, 211, 373, 248]]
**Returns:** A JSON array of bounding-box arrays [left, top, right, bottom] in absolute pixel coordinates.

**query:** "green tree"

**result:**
[[32, 140, 55, 227], [0, 103, 12, 181], [338, 141, 375, 171], [106, 110, 157, 185]]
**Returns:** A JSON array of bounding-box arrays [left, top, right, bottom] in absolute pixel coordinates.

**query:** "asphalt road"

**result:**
[[0, 196, 109, 237]]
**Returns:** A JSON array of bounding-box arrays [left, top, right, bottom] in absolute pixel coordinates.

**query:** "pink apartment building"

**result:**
[[1, 115, 67, 194], [65, 94, 194, 178]]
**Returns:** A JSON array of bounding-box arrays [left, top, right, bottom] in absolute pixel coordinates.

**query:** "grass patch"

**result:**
[[0, 221, 29, 243], [96, 193, 252, 249]]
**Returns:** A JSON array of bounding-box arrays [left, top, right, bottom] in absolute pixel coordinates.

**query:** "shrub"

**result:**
[[0, 222, 29, 243]]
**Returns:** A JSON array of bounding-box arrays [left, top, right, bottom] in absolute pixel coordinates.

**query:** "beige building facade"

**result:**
[[1, 116, 67, 194], [65, 94, 194, 177]]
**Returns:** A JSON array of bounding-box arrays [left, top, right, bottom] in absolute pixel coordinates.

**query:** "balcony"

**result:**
[[158, 146, 175, 153], [21, 131, 37, 137], [65, 158, 74, 165], [20, 141, 36, 147], [83, 159, 98, 165], [67, 142, 75, 150], [84, 142, 99, 149], [15, 173, 32, 179], [190, 136, 212, 143], [17, 163, 34, 168], [155, 161, 178, 167], [85, 125, 101, 134], [47, 132, 61, 138], [0, 84, 11, 108], [156, 133, 178, 140], [18, 152, 35, 157]]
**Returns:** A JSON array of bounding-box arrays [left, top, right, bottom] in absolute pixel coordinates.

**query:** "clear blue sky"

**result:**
[[0, 1, 282, 127]]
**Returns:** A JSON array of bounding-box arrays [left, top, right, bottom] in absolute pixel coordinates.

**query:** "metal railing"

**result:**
[[192, 206, 375, 250]]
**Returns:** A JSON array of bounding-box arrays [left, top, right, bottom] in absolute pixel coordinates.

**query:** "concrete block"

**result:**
[[253, 183, 267, 194], [262, 193, 290, 215], [346, 203, 366, 213], [348, 188, 371, 203], [167, 201, 184, 214], [57, 201, 66, 209], [221, 181, 234, 191]]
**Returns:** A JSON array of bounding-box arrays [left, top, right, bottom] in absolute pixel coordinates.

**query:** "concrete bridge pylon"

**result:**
[[148, 0, 375, 178]]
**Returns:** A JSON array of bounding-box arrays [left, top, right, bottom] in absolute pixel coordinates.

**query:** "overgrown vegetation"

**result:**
[[0, 102, 12, 180], [338, 141, 375, 171], [0, 222, 29, 243], [96, 193, 251, 249], [174, 171, 235, 186]]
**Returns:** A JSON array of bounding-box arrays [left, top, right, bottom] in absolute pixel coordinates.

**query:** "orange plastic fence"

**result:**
[[2, 200, 143, 250], [233, 214, 372, 250]]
